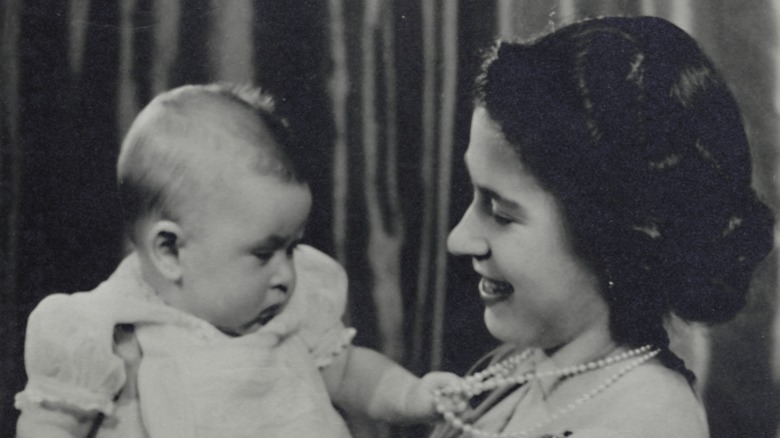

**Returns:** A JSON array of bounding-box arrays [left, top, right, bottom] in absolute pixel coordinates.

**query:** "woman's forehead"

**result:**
[[465, 108, 554, 203], [466, 109, 524, 176]]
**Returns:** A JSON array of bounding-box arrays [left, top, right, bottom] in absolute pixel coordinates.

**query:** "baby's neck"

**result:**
[[136, 250, 176, 302]]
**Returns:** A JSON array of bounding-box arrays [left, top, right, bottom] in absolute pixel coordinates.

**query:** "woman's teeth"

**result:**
[[479, 277, 514, 301]]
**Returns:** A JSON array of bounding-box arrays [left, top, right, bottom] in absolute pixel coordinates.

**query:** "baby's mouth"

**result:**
[[219, 304, 285, 337], [479, 277, 514, 303], [256, 304, 283, 326]]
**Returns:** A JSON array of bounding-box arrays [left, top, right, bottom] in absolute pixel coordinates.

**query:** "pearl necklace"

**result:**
[[434, 345, 660, 438]]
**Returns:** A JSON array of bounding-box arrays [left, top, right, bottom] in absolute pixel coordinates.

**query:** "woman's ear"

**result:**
[[145, 220, 186, 281]]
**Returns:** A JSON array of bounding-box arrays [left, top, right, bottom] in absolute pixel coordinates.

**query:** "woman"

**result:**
[[432, 16, 775, 438]]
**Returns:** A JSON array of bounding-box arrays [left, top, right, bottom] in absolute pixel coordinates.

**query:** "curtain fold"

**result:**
[[360, 0, 405, 362], [327, 0, 349, 268], [411, 0, 438, 372], [430, 0, 457, 372], [2, 2, 778, 437], [1, 0, 21, 308]]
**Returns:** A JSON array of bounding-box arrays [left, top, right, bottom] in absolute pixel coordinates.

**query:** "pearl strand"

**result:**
[[434, 346, 660, 438]]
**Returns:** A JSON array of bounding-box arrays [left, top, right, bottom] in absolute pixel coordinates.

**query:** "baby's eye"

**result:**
[[286, 240, 300, 257], [253, 251, 274, 263]]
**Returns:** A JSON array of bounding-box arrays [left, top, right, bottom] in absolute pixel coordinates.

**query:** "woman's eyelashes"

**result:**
[[475, 191, 514, 225], [490, 210, 514, 225]]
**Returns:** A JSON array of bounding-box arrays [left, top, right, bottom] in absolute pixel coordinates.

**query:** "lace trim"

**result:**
[[313, 327, 357, 368], [103, 254, 228, 342], [15, 383, 115, 417]]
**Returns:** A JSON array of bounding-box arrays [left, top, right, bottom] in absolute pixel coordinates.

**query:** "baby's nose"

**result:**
[[271, 253, 296, 292]]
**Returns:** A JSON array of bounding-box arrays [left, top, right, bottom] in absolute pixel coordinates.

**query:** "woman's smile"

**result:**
[[478, 276, 514, 304]]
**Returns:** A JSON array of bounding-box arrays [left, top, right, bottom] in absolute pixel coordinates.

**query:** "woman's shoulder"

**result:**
[[579, 360, 708, 438]]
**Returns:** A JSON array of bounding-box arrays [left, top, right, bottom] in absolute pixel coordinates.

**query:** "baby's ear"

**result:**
[[146, 220, 185, 281]]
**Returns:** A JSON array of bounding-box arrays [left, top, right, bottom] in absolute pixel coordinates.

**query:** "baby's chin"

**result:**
[[217, 324, 259, 337], [218, 304, 284, 337]]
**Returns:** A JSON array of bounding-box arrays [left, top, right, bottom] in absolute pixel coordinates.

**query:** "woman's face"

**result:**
[[448, 108, 611, 350]]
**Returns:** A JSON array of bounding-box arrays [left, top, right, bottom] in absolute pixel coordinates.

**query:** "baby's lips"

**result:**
[[256, 303, 282, 325]]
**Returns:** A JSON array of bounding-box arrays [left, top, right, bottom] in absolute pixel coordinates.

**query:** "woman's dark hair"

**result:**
[[475, 16, 775, 381]]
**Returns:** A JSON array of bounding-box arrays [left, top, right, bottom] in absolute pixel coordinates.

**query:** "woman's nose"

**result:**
[[447, 206, 489, 257]]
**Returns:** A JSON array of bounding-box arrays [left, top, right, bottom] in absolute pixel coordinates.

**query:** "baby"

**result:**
[[15, 83, 457, 437]]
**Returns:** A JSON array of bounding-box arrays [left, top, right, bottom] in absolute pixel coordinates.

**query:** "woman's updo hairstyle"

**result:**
[[475, 16, 775, 379]]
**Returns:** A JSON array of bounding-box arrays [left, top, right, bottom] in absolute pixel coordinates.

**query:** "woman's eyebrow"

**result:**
[[479, 186, 522, 211]]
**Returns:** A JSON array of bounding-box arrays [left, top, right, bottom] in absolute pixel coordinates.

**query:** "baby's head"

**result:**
[[118, 83, 311, 336]]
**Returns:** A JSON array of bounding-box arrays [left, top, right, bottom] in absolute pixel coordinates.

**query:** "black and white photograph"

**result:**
[[1, 1, 778, 437]]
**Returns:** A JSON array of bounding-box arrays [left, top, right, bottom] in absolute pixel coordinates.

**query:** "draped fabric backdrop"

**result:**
[[1, 1, 778, 437]]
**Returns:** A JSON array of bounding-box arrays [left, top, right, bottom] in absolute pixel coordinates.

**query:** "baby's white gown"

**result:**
[[16, 245, 355, 438]]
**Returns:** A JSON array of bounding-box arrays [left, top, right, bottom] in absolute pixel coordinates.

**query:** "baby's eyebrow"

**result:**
[[253, 235, 288, 250], [254, 225, 307, 250]]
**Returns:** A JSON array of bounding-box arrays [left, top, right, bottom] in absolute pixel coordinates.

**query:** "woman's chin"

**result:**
[[483, 305, 522, 344]]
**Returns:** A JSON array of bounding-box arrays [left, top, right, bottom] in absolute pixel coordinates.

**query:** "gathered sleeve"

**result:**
[[293, 245, 356, 368], [15, 293, 127, 418]]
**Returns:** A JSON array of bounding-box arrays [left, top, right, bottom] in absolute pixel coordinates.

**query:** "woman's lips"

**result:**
[[479, 277, 514, 304]]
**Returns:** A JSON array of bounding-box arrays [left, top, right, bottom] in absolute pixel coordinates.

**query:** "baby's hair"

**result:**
[[117, 83, 303, 242]]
